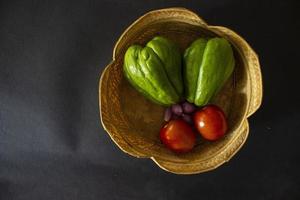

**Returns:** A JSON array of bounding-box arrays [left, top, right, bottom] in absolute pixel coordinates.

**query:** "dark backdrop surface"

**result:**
[[0, 0, 299, 199]]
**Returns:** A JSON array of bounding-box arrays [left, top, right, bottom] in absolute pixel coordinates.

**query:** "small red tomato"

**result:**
[[193, 105, 227, 141], [160, 119, 196, 153]]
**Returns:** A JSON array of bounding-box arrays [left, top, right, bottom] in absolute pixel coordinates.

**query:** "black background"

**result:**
[[0, 0, 299, 199]]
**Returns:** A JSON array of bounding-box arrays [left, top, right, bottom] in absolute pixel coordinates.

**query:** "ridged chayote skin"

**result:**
[[184, 37, 235, 106], [146, 36, 183, 96], [123, 36, 183, 106]]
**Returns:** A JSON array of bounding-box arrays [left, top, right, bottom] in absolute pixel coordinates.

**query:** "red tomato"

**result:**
[[160, 119, 196, 153], [193, 105, 227, 141]]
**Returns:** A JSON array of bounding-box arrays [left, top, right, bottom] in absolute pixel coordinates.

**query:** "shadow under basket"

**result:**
[[99, 7, 262, 174]]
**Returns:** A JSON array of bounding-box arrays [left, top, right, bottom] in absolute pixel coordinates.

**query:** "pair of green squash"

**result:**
[[123, 36, 235, 106]]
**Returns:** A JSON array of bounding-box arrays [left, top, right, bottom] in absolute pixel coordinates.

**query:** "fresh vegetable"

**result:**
[[183, 38, 207, 103], [123, 36, 183, 106], [171, 104, 183, 116], [182, 102, 196, 114], [184, 37, 235, 106], [164, 107, 172, 122], [160, 119, 196, 153], [146, 36, 183, 95], [123, 35, 235, 153], [193, 105, 228, 141], [164, 101, 196, 124], [181, 114, 193, 125]]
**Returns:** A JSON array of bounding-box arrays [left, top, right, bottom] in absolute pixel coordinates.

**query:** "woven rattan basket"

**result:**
[[99, 8, 262, 174]]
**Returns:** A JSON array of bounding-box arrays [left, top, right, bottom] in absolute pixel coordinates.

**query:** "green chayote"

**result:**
[[184, 37, 235, 106], [123, 36, 183, 106]]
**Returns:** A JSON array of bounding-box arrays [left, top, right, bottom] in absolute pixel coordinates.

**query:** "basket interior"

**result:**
[[103, 20, 249, 162]]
